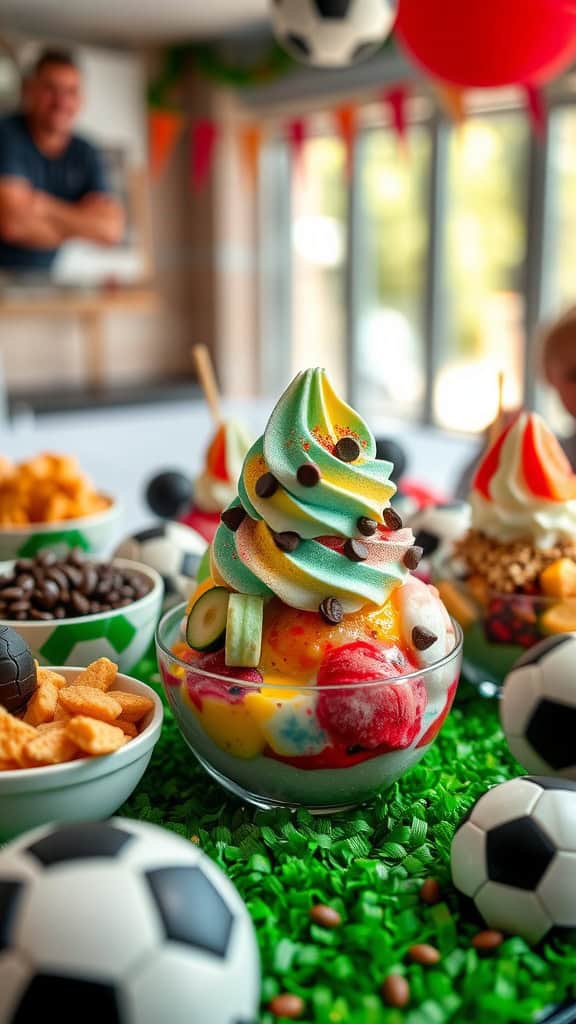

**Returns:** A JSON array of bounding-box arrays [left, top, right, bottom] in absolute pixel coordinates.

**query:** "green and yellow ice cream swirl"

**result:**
[[211, 368, 415, 613]]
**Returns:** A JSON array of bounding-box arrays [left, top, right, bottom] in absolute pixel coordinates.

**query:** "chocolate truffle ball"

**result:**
[[0, 626, 36, 715]]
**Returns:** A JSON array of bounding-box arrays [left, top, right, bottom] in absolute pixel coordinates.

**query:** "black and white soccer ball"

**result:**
[[115, 523, 207, 608], [501, 635, 576, 778], [0, 818, 260, 1024], [451, 776, 576, 943], [409, 501, 471, 574], [270, 0, 396, 67]]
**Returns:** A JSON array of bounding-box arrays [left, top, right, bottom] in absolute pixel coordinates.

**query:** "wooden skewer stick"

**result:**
[[191, 344, 222, 426], [488, 370, 506, 446]]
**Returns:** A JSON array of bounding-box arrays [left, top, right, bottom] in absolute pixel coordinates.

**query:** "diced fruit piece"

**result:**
[[539, 558, 576, 598], [484, 595, 540, 648], [540, 600, 576, 635], [466, 575, 489, 607], [186, 648, 262, 708], [186, 586, 229, 652], [316, 641, 426, 750], [436, 580, 476, 630], [225, 593, 264, 668]]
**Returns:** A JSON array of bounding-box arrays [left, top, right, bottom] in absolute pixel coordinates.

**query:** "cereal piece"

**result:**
[[0, 758, 18, 771], [0, 707, 37, 763], [37, 668, 67, 689], [58, 685, 122, 723], [24, 680, 59, 726], [72, 658, 118, 692], [115, 718, 138, 738], [23, 729, 78, 766], [53, 704, 72, 723], [108, 691, 154, 723], [66, 716, 125, 755]]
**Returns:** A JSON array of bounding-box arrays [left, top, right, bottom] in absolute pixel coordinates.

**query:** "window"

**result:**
[[435, 115, 528, 432], [260, 86, 576, 436], [355, 126, 430, 421]]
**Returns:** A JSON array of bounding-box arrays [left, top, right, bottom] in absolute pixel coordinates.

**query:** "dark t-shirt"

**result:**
[[0, 113, 109, 271]]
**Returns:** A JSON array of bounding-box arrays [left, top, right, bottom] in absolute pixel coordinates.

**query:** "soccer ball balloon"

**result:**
[[409, 501, 471, 574], [0, 818, 260, 1024], [270, 0, 397, 67], [451, 776, 576, 943], [115, 523, 207, 608], [501, 635, 576, 778]]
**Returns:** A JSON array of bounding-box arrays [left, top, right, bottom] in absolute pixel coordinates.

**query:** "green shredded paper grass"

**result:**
[[124, 657, 576, 1024]]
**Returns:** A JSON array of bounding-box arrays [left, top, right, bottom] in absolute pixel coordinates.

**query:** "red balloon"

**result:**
[[395, 0, 576, 88]]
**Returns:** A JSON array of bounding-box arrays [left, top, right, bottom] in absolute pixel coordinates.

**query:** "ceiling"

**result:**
[[0, 0, 269, 45]]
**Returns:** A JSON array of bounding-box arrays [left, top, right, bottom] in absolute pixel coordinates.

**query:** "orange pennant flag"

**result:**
[[148, 110, 183, 180], [239, 124, 263, 189], [334, 103, 358, 178], [433, 83, 466, 125]]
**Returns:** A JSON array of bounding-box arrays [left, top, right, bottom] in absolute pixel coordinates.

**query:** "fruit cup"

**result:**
[[156, 603, 463, 813]]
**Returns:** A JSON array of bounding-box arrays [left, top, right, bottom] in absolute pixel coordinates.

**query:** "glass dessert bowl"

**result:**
[[156, 602, 463, 813]]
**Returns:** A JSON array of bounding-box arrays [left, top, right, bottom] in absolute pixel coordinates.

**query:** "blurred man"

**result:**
[[0, 48, 124, 272]]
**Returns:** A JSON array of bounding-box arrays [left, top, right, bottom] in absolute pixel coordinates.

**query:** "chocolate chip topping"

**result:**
[[403, 545, 423, 571], [273, 531, 301, 553], [334, 436, 360, 462], [357, 516, 377, 537], [412, 625, 438, 651], [319, 597, 344, 624], [297, 463, 320, 487], [344, 538, 368, 562], [221, 505, 246, 532], [383, 507, 403, 531], [255, 472, 279, 498]]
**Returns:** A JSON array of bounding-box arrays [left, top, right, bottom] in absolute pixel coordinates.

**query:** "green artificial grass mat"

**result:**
[[124, 656, 576, 1024]]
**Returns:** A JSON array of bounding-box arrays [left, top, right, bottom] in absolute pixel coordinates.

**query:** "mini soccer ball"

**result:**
[[451, 776, 576, 943], [270, 0, 396, 67], [0, 818, 260, 1024], [145, 470, 193, 520], [409, 502, 471, 573], [115, 523, 207, 607], [0, 626, 36, 714], [501, 635, 576, 778]]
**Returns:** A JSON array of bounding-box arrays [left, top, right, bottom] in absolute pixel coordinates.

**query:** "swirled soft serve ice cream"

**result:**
[[161, 369, 460, 807]]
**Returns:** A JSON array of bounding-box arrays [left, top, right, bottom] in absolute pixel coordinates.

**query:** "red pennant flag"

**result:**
[[239, 124, 263, 189], [334, 104, 358, 179], [524, 83, 547, 139], [287, 118, 307, 176], [191, 119, 218, 191], [383, 85, 409, 151], [148, 110, 183, 180]]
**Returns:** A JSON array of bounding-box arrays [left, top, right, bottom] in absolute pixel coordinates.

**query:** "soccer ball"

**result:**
[[408, 502, 471, 573], [501, 635, 576, 778], [0, 818, 260, 1024], [270, 0, 396, 67], [451, 776, 576, 943], [0, 626, 36, 714], [115, 523, 207, 608]]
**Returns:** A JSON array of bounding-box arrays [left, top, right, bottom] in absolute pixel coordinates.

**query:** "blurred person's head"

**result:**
[[23, 49, 82, 140], [541, 306, 576, 420]]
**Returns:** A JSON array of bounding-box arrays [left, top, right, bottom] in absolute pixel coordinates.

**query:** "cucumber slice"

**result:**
[[186, 587, 229, 652], [225, 593, 264, 668]]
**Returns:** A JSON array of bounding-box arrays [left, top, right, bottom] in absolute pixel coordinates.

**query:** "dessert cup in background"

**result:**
[[180, 420, 252, 542]]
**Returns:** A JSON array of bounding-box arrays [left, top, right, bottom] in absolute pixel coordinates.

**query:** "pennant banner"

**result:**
[[148, 110, 183, 180], [433, 82, 467, 125], [287, 118, 307, 176], [239, 124, 263, 188], [382, 85, 409, 151], [524, 83, 547, 139], [334, 104, 358, 178], [191, 119, 218, 191]]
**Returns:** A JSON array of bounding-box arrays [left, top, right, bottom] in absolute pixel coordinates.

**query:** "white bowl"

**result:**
[[0, 496, 121, 561], [0, 668, 163, 841], [0, 559, 164, 673]]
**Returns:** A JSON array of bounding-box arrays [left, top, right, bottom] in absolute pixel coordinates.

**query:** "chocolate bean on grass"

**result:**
[[309, 904, 342, 928], [0, 550, 152, 622]]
